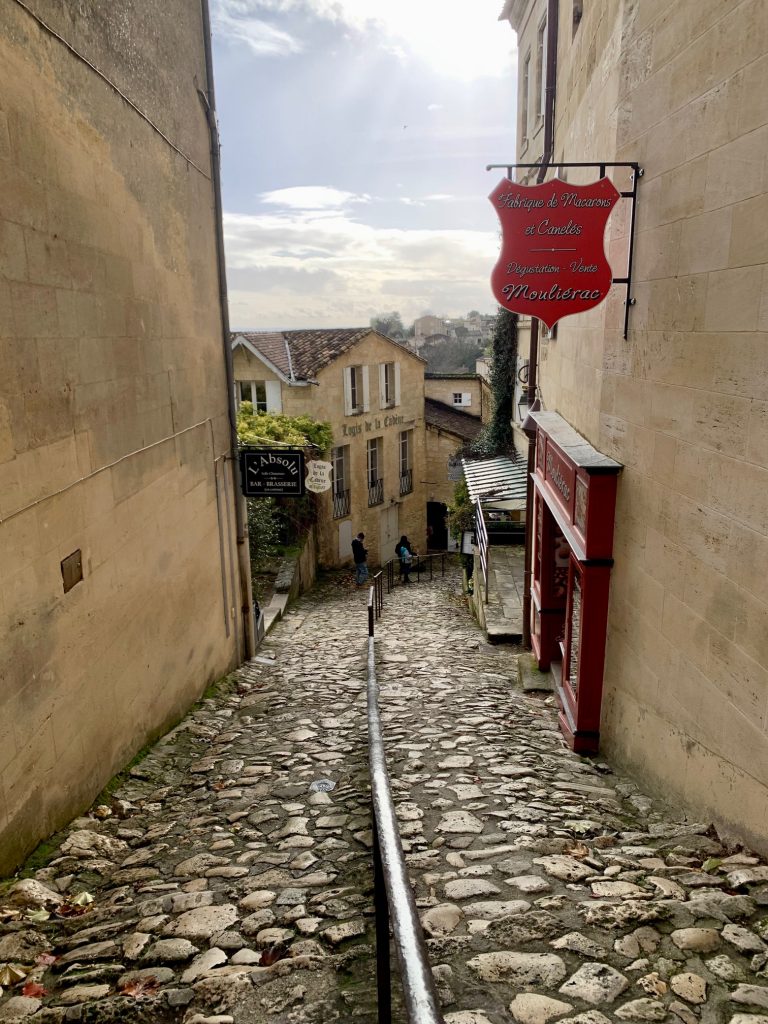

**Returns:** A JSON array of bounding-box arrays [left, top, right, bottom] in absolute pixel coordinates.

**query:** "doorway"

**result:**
[[338, 519, 352, 563], [427, 501, 448, 550], [379, 504, 399, 565]]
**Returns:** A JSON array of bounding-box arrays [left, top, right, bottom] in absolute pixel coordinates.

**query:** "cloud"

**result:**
[[427, 103, 443, 112], [213, 0, 515, 78], [223, 205, 498, 328], [212, 0, 302, 56], [259, 186, 371, 209]]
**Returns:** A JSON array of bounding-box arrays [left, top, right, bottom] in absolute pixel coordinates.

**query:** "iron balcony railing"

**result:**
[[399, 468, 413, 495], [366, 586, 446, 1024], [333, 487, 350, 519], [368, 478, 384, 506]]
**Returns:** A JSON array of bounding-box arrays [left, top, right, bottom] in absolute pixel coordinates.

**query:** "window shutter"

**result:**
[[462, 392, 472, 407], [362, 365, 370, 412], [379, 363, 386, 408], [394, 362, 401, 406], [343, 367, 353, 416], [265, 380, 282, 413]]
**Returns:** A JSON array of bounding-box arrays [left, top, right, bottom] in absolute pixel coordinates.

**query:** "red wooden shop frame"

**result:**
[[528, 412, 621, 753]]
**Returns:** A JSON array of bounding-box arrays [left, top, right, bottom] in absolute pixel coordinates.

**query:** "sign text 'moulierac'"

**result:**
[[489, 176, 620, 328]]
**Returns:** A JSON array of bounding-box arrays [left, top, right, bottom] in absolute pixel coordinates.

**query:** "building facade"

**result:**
[[501, 0, 768, 851], [0, 1, 246, 872], [232, 329, 428, 566]]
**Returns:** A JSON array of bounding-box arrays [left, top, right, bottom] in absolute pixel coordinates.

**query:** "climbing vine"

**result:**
[[470, 307, 518, 457]]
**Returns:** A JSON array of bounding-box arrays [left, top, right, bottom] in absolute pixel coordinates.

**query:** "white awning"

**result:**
[[462, 455, 528, 510]]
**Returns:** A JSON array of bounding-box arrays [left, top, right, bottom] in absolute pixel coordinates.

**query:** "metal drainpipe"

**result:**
[[521, 318, 538, 649], [523, 0, 557, 647], [199, 0, 255, 661]]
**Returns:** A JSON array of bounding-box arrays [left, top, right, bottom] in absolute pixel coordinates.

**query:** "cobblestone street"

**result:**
[[2, 565, 768, 1024]]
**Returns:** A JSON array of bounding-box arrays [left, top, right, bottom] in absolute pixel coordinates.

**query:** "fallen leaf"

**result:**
[[71, 892, 94, 907], [55, 902, 89, 918], [22, 980, 47, 998], [0, 964, 28, 986], [26, 909, 51, 923], [119, 975, 161, 999], [260, 943, 288, 966]]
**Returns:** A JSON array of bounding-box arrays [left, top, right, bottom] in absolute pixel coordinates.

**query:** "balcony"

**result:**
[[399, 468, 413, 496], [333, 488, 350, 519], [368, 478, 384, 507]]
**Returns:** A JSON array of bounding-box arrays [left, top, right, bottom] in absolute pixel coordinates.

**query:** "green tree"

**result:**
[[446, 477, 474, 540], [370, 311, 406, 340], [470, 308, 518, 457], [236, 407, 333, 589], [236, 406, 333, 451]]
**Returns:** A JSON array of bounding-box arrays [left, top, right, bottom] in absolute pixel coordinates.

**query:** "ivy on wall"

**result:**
[[470, 307, 518, 458]]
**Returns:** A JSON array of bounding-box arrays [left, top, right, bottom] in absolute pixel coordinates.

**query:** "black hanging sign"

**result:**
[[240, 449, 305, 497]]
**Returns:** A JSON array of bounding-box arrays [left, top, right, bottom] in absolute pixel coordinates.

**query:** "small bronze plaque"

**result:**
[[61, 550, 83, 593]]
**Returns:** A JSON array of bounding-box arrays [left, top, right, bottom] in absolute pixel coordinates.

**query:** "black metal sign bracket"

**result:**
[[486, 161, 642, 339]]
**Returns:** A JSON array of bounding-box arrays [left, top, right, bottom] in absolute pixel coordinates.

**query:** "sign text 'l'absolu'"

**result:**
[[489, 176, 620, 328]]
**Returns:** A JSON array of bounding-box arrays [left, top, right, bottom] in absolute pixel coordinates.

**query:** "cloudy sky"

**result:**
[[211, 0, 518, 329]]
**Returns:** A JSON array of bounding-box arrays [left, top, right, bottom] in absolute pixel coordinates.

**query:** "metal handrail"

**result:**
[[475, 499, 489, 604], [382, 551, 448, 593], [366, 598, 445, 1024]]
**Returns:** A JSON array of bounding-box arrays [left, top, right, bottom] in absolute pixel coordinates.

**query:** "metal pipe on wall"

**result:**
[[524, 0, 558, 646], [199, 0, 255, 661]]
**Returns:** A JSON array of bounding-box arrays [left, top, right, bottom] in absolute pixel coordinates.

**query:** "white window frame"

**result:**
[[452, 392, 472, 408], [237, 380, 267, 412], [535, 18, 547, 125], [379, 361, 401, 408], [344, 365, 370, 415], [332, 444, 349, 494], [399, 429, 412, 474], [367, 436, 381, 486], [521, 49, 531, 144]]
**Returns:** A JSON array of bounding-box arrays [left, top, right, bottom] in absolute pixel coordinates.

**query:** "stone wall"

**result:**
[[537, 0, 768, 850], [0, 1, 241, 872], [425, 377, 490, 422]]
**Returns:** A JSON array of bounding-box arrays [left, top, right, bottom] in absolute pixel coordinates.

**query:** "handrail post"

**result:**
[[368, 590, 374, 637]]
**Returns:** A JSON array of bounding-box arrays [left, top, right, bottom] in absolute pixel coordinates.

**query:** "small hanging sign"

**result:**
[[240, 449, 305, 497], [489, 176, 620, 328], [305, 460, 333, 493]]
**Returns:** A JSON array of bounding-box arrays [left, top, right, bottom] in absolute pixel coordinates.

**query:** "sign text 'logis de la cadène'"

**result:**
[[489, 176, 620, 328]]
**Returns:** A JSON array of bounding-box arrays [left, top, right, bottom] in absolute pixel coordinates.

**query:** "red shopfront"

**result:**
[[528, 412, 622, 753]]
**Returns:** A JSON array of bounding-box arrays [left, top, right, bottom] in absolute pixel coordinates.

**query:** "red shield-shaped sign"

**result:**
[[489, 176, 620, 328]]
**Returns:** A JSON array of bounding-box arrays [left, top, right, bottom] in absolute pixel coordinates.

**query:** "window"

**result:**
[[535, 18, 547, 124], [521, 50, 531, 143], [380, 361, 400, 408], [238, 380, 267, 412], [236, 379, 281, 413], [399, 429, 413, 496], [453, 392, 472, 407], [367, 437, 383, 506], [344, 365, 369, 415], [332, 445, 350, 519]]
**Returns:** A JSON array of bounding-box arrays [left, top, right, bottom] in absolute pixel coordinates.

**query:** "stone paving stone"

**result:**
[[2, 566, 768, 1024]]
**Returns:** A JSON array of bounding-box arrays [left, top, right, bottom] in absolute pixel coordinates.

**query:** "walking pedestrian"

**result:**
[[396, 535, 416, 585], [351, 532, 368, 587]]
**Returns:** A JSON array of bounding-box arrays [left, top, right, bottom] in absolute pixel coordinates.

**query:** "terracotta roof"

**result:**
[[232, 328, 423, 381], [425, 398, 483, 442], [233, 332, 291, 377]]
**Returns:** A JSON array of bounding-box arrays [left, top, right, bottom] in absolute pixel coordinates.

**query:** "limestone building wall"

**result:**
[[233, 333, 427, 567], [424, 376, 491, 422], [425, 427, 463, 509], [0, 1, 241, 872], [512, 0, 768, 849]]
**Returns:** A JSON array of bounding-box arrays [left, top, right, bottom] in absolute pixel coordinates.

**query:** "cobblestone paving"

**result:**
[[2, 565, 768, 1024]]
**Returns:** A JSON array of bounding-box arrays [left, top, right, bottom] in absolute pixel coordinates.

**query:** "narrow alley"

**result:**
[[2, 565, 767, 1024]]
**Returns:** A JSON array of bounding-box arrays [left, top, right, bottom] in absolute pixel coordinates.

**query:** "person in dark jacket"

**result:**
[[396, 535, 416, 584], [351, 532, 368, 586]]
